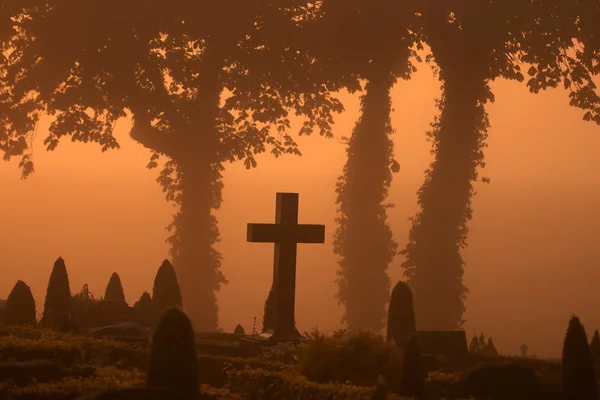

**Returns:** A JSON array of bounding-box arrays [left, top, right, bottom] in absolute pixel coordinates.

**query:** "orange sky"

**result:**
[[1, 65, 599, 358]]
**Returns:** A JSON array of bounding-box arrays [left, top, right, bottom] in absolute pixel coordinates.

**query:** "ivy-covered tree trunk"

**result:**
[[401, 68, 491, 330], [334, 68, 398, 332], [167, 48, 227, 332]]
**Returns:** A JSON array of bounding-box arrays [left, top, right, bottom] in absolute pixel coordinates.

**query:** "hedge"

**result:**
[[228, 368, 386, 400]]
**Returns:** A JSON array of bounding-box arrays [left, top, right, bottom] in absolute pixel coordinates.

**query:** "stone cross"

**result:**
[[247, 193, 325, 341]]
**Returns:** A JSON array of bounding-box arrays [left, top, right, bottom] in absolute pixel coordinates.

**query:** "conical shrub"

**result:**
[[135, 291, 152, 309], [4, 281, 36, 325], [469, 333, 479, 353], [562, 315, 597, 400], [486, 337, 498, 357], [41, 257, 72, 329], [262, 285, 276, 332], [151, 260, 182, 326], [147, 307, 198, 395], [590, 330, 600, 366], [104, 272, 126, 303], [234, 324, 245, 335], [386, 281, 416, 348], [133, 291, 152, 327], [398, 335, 426, 398]]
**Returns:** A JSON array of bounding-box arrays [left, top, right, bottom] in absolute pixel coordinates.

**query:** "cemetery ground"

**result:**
[[0, 321, 572, 400]]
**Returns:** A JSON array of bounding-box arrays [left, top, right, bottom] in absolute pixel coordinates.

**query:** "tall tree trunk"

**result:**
[[168, 47, 227, 332], [401, 68, 491, 330], [334, 68, 398, 332]]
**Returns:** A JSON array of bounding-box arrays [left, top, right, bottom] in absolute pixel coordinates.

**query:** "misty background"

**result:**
[[1, 65, 599, 358]]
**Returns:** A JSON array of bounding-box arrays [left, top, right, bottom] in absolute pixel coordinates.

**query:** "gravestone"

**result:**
[[244, 193, 325, 343], [415, 330, 469, 369]]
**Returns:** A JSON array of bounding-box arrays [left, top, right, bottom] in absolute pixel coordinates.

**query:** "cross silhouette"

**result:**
[[247, 193, 325, 340]]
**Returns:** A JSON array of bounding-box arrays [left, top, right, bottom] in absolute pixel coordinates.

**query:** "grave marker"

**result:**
[[247, 192, 325, 341]]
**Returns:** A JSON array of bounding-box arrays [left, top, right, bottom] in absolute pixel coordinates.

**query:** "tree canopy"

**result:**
[[0, 1, 348, 330]]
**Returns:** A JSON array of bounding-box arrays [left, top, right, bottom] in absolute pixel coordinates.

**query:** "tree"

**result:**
[[386, 281, 416, 348], [104, 272, 126, 303], [398, 335, 426, 398], [4, 280, 36, 325], [306, 0, 420, 331], [147, 307, 198, 395], [1, 1, 346, 331], [41, 257, 72, 329], [562, 315, 597, 400], [152, 260, 183, 327], [401, 0, 599, 330]]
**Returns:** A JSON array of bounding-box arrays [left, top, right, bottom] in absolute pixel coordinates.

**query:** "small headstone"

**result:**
[[415, 331, 469, 365]]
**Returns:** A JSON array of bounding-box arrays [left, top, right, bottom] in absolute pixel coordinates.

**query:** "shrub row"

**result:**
[[1, 366, 240, 400], [228, 368, 384, 400], [0, 326, 289, 388]]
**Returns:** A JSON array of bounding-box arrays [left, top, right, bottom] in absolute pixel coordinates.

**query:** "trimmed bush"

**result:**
[[562, 315, 597, 400], [151, 260, 182, 326], [228, 368, 378, 400], [398, 335, 426, 398], [468, 334, 479, 353], [262, 285, 276, 333], [41, 257, 72, 329], [4, 281, 36, 326], [299, 330, 402, 388], [147, 307, 198, 395], [133, 292, 152, 327], [590, 330, 600, 367], [233, 324, 245, 335], [485, 337, 498, 357], [386, 281, 416, 349], [104, 273, 126, 303]]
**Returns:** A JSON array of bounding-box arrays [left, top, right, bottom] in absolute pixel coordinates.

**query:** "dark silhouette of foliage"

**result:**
[[152, 260, 183, 327], [468, 334, 478, 353], [0, 3, 347, 332], [104, 273, 126, 303], [401, 0, 599, 330], [4, 281, 36, 326], [299, 330, 402, 388], [312, 0, 420, 332], [562, 315, 597, 400], [590, 330, 600, 366], [41, 257, 72, 329], [134, 291, 152, 309], [486, 337, 498, 357], [147, 307, 198, 395], [398, 335, 426, 398], [386, 281, 416, 348], [262, 285, 276, 333], [234, 324, 245, 335], [133, 291, 152, 327]]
